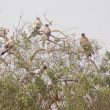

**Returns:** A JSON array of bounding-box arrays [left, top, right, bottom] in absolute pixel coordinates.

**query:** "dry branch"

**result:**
[[20, 64, 47, 84]]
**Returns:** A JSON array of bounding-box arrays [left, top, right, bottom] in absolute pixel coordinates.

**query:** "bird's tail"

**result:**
[[87, 49, 94, 57], [1, 51, 7, 55], [1, 46, 13, 55]]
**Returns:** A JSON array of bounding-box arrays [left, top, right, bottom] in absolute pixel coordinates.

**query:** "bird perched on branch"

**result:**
[[33, 17, 42, 33], [43, 24, 51, 41], [1, 36, 14, 55], [80, 33, 94, 57], [0, 27, 9, 38]]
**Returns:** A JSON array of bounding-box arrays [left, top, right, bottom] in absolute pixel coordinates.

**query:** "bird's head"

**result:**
[[36, 17, 40, 20], [81, 33, 85, 37], [45, 24, 49, 27]]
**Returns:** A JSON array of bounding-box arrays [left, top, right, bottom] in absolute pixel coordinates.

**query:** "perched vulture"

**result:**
[[1, 37, 14, 55], [0, 27, 9, 37], [80, 33, 94, 57], [43, 24, 51, 40], [33, 17, 42, 32]]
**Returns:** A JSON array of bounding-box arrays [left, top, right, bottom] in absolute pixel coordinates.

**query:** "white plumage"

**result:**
[[1, 37, 14, 55], [33, 17, 42, 32], [0, 27, 9, 37]]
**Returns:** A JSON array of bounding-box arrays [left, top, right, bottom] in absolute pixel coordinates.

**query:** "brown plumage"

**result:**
[[33, 17, 42, 32], [43, 24, 51, 40], [1, 37, 14, 55], [0, 27, 9, 37], [80, 33, 94, 57]]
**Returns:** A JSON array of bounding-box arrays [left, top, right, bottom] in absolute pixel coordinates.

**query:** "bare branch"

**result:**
[[20, 64, 47, 84], [88, 58, 99, 73], [0, 57, 8, 65], [51, 30, 67, 38], [30, 48, 63, 62], [21, 22, 27, 31], [30, 48, 46, 62], [16, 15, 22, 31], [44, 12, 53, 25]]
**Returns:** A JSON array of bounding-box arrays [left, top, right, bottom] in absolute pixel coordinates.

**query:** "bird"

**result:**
[[0, 27, 9, 37], [1, 36, 14, 55], [80, 33, 94, 57], [43, 24, 51, 41], [33, 17, 42, 33]]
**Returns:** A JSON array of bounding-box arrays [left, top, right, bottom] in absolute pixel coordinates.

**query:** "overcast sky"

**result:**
[[0, 0, 110, 50]]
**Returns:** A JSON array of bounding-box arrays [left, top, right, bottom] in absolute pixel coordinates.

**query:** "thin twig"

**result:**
[[44, 12, 53, 25], [16, 15, 22, 31], [51, 30, 67, 38], [88, 58, 99, 73]]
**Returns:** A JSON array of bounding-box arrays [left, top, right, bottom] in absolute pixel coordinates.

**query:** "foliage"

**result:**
[[0, 17, 110, 110]]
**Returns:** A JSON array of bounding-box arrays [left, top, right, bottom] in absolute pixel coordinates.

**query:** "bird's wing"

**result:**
[[84, 36, 89, 41], [44, 27, 50, 34], [4, 42, 9, 48], [80, 37, 92, 49], [9, 40, 14, 46], [80, 36, 94, 57], [1, 40, 14, 55], [80, 37, 86, 46], [4, 40, 14, 48]]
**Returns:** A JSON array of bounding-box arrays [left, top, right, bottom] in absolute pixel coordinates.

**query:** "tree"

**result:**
[[0, 16, 110, 110]]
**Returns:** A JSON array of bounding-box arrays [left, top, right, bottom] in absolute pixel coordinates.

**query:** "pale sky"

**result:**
[[0, 0, 110, 50]]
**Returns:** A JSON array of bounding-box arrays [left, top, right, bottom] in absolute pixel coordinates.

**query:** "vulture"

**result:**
[[1, 37, 14, 55], [33, 17, 42, 32], [0, 27, 9, 37], [80, 33, 94, 57], [43, 24, 51, 40]]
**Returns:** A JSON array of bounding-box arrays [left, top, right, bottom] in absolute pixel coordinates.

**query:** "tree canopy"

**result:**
[[0, 16, 110, 110]]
